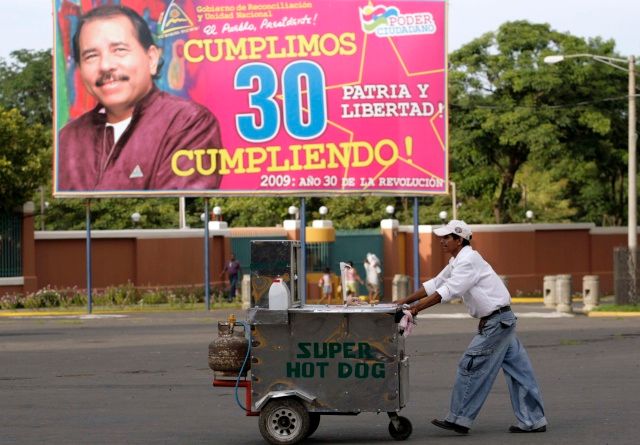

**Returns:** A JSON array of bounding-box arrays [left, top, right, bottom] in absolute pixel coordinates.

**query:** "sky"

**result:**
[[1, 0, 639, 59]]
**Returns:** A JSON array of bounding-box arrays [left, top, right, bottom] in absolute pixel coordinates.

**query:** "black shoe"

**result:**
[[431, 419, 469, 434], [509, 425, 547, 433]]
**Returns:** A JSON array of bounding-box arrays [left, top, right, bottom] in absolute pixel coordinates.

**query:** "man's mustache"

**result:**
[[95, 72, 130, 87]]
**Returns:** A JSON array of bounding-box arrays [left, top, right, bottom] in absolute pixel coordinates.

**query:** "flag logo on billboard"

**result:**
[[359, 4, 436, 37], [158, 1, 197, 37]]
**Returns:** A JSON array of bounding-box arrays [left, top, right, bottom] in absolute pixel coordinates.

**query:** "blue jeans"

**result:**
[[228, 274, 238, 301], [445, 311, 547, 431]]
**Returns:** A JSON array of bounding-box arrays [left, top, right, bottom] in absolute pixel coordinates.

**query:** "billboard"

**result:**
[[53, 0, 447, 197]]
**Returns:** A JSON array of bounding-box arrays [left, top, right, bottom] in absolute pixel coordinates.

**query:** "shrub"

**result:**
[[22, 293, 43, 309], [140, 289, 168, 305], [59, 287, 86, 307], [0, 293, 23, 309], [97, 282, 139, 306], [0, 284, 223, 310], [211, 286, 227, 303], [166, 293, 182, 308], [34, 286, 63, 307]]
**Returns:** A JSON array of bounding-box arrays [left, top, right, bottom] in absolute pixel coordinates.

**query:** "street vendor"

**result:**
[[395, 220, 547, 435]]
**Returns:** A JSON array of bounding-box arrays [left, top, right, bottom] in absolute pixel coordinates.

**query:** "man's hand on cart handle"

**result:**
[[398, 309, 417, 337], [394, 304, 417, 323], [400, 304, 418, 319]]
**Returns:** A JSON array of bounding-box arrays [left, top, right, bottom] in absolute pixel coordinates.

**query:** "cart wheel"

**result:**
[[259, 398, 310, 445], [388, 416, 412, 441], [306, 413, 320, 438]]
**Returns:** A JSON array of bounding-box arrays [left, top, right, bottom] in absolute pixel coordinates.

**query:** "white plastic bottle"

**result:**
[[268, 278, 290, 310]]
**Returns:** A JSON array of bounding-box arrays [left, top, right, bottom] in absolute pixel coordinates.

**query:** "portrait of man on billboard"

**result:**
[[56, 4, 222, 192]]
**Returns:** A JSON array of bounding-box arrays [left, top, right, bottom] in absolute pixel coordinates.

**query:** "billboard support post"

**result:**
[[85, 199, 92, 314], [413, 197, 420, 291], [300, 197, 307, 305], [204, 198, 210, 310]]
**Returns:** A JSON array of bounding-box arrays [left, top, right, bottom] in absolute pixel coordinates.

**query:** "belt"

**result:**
[[481, 305, 511, 321], [478, 305, 511, 334]]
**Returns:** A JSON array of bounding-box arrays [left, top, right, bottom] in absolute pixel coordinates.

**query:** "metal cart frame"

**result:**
[[213, 305, 412, 444]]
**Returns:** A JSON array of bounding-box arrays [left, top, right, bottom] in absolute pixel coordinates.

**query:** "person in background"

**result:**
[[364, 253, 381, 303], [220, 253, 241, 302], [344, 260, 364, 300], [317, 267, 333, 304], [395, 220, 547, 435]]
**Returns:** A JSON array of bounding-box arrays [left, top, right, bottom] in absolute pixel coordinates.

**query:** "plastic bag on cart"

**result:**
[[398, 305, 416, 337]]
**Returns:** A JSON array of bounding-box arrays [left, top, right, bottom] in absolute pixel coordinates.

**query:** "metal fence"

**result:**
[[0, 213, 22, 277], [306, 241, 332, 272]]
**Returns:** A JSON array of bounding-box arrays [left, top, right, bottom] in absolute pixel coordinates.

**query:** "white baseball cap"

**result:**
[[434, 219, 472, 240]]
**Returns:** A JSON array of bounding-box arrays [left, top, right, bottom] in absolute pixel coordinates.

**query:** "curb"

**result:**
[[511, 297, 544, 304], [587, 311, 640, 317], [0, 311, 86, 317], [0, 306, 241, 318], [510, 297, 587, 304]]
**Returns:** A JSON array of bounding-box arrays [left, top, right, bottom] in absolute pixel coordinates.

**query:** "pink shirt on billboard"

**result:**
[[57, 87, 222, 191]]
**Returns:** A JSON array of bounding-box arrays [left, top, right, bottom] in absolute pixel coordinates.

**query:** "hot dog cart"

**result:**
[[209, 241, 412, 444]]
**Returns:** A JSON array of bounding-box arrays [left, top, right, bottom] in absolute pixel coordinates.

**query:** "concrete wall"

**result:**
[[393, 223, 629, 296], [589, 228, 629, 293], [32, 229, 233, 290]]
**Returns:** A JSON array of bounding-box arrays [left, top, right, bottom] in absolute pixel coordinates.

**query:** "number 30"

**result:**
[[234, 61, 327, 142]]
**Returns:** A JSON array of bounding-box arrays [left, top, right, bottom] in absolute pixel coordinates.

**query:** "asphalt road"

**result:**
[[1, 304, 639, 445]]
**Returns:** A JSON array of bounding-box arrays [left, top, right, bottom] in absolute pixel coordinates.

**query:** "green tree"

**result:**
[[540, 47, 630, 225], [313, 196, 395, 229], [204, 197, 300, 228], [42, 197, 181, 230], [449, 21, 629, 224], [0, 108, 50, 213], [513, 164, 576, 222], [0, 50, 53, 217], [0, 49, 52, 126]]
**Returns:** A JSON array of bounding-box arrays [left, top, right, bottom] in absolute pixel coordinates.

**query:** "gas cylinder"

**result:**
[[208, 316, 249, 376]]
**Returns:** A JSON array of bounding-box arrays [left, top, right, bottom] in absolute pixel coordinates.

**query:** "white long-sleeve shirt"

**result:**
[[423, 246, 510, 318]]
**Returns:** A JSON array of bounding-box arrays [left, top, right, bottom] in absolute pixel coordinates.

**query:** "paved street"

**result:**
[[1, 304, 638, 444]]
